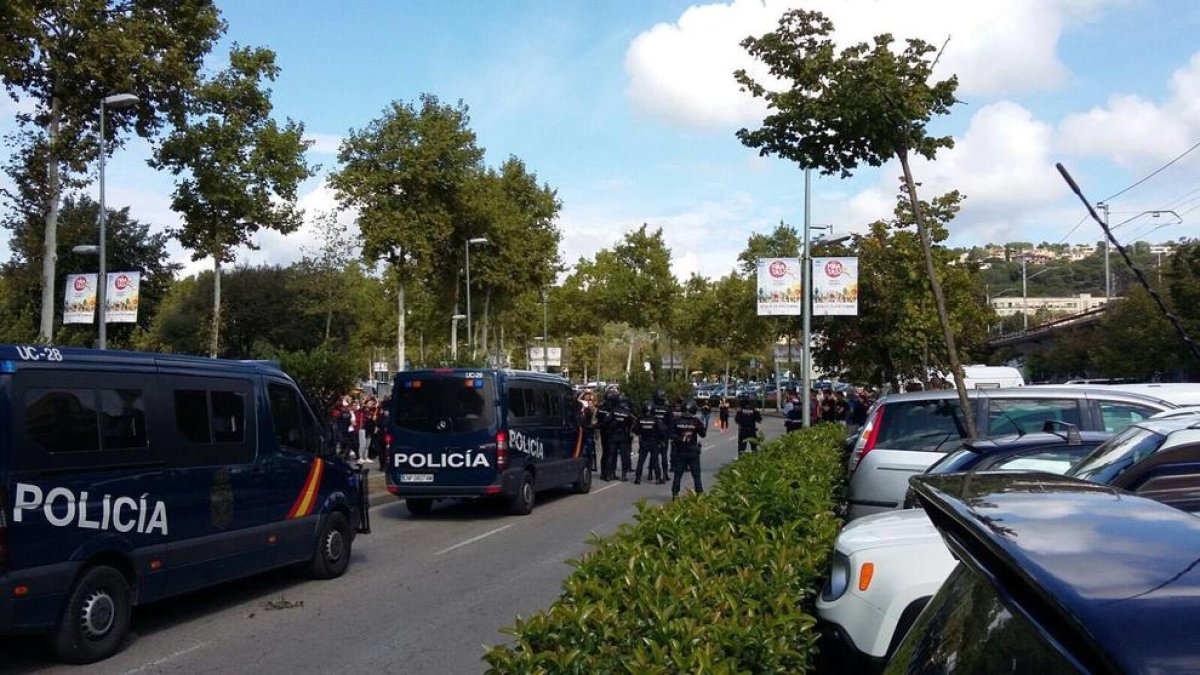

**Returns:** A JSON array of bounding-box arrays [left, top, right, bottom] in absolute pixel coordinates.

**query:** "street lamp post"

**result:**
[[541, 289, 549, 372], [1105, 209, 1183, 296], [450, 314, 466, 361], [95, 93, 139, 349], [465, 237, 488, 357]]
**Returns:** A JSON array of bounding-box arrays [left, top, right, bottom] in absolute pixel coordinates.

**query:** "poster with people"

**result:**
[[63, 273, 97, 324], [756, 258, 803, 315], [105, 271, 141, 323], [812, 257, 859, 316]]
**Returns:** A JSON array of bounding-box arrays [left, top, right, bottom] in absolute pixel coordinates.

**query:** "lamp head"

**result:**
[[102, 93, 139, 109], [468, 237, 489, 246]]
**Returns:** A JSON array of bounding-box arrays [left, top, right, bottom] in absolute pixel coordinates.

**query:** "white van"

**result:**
[[961, 365, 1024, 389]]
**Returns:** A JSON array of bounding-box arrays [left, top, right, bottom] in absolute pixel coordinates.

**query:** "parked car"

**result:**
[[845, 386, 1178, 520], [887, 472, 1200, 674], [819, 412, 1200, 670]]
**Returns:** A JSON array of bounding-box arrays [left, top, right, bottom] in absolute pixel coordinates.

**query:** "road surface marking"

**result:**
[[436, 523, 515, 555], [590, 482, 620, 495], [122, 642, 209, 674]]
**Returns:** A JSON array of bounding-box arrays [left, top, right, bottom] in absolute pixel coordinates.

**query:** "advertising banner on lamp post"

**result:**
[[812, 257, 859, 316], [755, 258, 804, 316], [63, 273, 97, 324], [105, 271, 141, 323], [527, 346, 562, 370]]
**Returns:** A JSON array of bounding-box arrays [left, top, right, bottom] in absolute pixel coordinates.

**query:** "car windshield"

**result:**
[[392, 375, 496, 433], [1068, 426, 1166, 485]]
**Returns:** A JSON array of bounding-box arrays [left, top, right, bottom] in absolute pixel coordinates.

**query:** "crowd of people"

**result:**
[[781, 386, 878, 427], [577, 387, 764, 500], [329, 392, 391, 464]]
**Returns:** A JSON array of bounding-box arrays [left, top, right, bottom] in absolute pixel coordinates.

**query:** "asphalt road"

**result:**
[[1, 416, 787, 675]]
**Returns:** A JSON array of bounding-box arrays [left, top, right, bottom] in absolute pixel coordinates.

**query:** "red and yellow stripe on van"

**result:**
[[572, 427, 584, 458], [287, 458, 324, 519]]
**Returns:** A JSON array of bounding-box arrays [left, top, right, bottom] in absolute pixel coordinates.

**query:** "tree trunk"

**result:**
[[480, 289, 491, 364], [39, 97, 63, 343], [324, 304, 333, 342], [210, 256, 222, 358], [897, 150, 978, 438], [397, 280, 406, 372]]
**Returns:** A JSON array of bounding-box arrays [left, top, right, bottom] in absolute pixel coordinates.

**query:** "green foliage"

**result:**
[[483, 425, 846, 674], [735, 9, 957, 176], [276, 343, 360, 415]]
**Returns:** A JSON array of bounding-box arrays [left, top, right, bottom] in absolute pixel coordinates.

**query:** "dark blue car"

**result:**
[[385, 369, 590, 516], [894, 471, 1200, 673], [0, 345, 368, 663]]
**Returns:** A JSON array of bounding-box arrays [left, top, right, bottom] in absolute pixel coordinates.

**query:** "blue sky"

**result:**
[[3, 0, 1200, 280]]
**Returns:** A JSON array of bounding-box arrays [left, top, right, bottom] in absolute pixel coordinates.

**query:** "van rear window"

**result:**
[[393, 377, 495, 433]]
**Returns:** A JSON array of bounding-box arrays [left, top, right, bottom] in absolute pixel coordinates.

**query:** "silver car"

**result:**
[[844, 386, 1178, 520]]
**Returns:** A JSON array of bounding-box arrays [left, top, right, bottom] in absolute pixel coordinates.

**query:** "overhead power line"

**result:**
[[1101, 140, 1200, 204]]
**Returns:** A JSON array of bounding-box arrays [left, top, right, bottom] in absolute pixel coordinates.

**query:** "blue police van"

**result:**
[[385, 369, 590, 515], [0, 345, 369, 663]]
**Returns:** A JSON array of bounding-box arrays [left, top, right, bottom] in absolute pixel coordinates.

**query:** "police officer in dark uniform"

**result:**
[[599, 392, 634, 480], [651, 390, 673, 485], [671, 402, 707, 499], [595, 390, 616, 478], [634, 402, 666, 484], [734, 395, 763, 456]]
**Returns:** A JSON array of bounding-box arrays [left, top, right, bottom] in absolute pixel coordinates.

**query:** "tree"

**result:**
[[736, 10, 977, 436], [0, 0, 224, 341], [329, 94, 485, 372], [736, 222, 802, 275], [577, 225, 678, 329], [0, 195, 179, 345], [152, 44, 314, 357], [814, 190, 991, 388], [290, 211, 359, 342]]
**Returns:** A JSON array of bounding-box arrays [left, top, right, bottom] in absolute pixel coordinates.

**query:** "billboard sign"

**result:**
[[63, 273, 97, 324], [527, 346, 562, 368], [812, 257, 858, 316], [756, 258, 803, 316], [105, 271, 141, 323]]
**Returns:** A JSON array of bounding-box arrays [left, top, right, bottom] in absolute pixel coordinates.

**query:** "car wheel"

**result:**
[[509, 471, 535, 515], [308, 512, 353, 579], [50, 565, 133, 664], [572, 463, 592, 494], [405, 498, 434, 517]]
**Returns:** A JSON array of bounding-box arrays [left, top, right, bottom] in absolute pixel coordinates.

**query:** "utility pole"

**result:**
[[1098, 202, 1110, 300]]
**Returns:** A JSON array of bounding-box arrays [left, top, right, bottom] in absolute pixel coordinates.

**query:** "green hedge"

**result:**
[[484, 425, 846, 674]]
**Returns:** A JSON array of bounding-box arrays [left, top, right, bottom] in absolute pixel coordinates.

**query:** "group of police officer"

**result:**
[[587, 389, 762, 500]]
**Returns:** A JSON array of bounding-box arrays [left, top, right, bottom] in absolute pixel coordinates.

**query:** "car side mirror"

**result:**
[[1042, 420, 1082, 445]]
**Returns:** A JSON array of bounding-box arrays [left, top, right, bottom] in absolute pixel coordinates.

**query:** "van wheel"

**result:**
[[509, 471, 535, 515], [406, 498, 434, 516], [572, 463, 592, 494], [50, 565, 132, 664], [309, 512, 353, 579]]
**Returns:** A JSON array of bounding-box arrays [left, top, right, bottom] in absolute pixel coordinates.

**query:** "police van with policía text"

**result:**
[[0, 345, 370, 663], [385, 369, 589, 515]]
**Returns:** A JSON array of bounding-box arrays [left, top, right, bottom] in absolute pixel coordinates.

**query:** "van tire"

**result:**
[[509, 471, 535, 515], [309, 512, 353, 579], [406, 498, 434, 516], [50, 565, 132, 664], [572, 463, 592, 494]]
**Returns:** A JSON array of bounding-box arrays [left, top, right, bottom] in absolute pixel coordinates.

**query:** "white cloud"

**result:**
[[834, 101, 1063, 241], [306, 133, 343, 156], [238, 181, 358, 268], [625, 0, 1123, 129], [1059, 51, 1200, 166]]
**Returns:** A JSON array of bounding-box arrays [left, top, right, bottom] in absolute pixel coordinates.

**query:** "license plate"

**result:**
[[400, 474, 434, 483]]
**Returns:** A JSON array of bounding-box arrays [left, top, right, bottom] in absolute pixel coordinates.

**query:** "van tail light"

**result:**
[[383, 432, 393, 448], [850, 405, 886, 475], [495, 430, 508, 470], [0, 485, 8, 573]]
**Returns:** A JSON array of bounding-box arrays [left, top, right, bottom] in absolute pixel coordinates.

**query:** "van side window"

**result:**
[[25, 388, 100, 453], [175, 390, 211, 443], [509, 386, 530, 418], [98, 389, 148, 450], [269, 383, 316, 454], [167, 380, 255, 466]]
